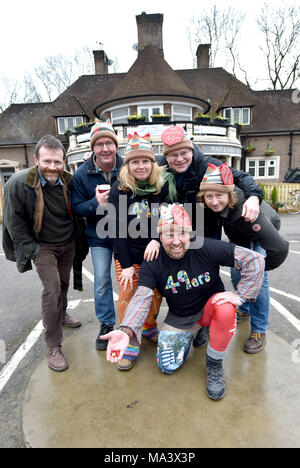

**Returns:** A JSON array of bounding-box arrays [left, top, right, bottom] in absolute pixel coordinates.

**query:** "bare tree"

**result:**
[[188, 5, 245, 75], [0, 76, 19, 112], [34, 46, 95, 101], [257, 3, 300, 89], [23, 74, 42, 103]]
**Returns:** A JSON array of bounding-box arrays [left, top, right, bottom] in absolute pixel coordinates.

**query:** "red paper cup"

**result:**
[[97, 184, 110, 193]]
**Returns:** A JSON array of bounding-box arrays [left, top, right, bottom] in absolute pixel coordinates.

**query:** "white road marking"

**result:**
[[0, 293, 86, 392], [289, 250, 300, 254], [220, 269, 300, 303], [67, 299, 81, 309], [270, 298, 300, 333], [220, 269, 300, 332], [0, 266, 119, 392], [0, 321, 44, 393], [82, 266, 119, 301]]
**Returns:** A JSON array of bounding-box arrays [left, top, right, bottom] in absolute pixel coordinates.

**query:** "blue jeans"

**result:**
[[231, 242, 269, 334], [90, 246, 116, 327]]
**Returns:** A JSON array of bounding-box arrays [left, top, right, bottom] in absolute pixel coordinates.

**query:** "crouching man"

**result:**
[[101, 205, 264, 400]]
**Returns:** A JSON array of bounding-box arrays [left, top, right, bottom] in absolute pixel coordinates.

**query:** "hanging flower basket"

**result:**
[[244, 143, 256, 154], [264, 146, 274, 156]]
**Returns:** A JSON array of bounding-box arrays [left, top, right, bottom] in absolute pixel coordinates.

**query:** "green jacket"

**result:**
[[2, 166, 74, 273]]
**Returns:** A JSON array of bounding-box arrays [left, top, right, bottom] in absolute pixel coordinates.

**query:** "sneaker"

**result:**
[[48, 346, 69, 372], [206, 354, 226, 400], [193, 327, 209, 347], [243, 331, 266, 354], [95, 323, 113, 350], [236, 309, 250, 324], [117, 358, 135, 371], [63, 314, 81, 328]]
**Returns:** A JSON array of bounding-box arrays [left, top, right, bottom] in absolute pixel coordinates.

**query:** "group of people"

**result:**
[[2, 120, 289, 400]]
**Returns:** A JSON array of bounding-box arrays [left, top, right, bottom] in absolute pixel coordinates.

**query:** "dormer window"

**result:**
[[57, 116, 84, 134], [222, 107, 250, 125]]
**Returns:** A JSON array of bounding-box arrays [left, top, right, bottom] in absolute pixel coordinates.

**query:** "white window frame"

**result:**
[[137, 104, 164, 121], [111, 107, 130, 124], [57, 116, 84, 134], [223, 107, 250, 125], [246, 156, 280, 180]]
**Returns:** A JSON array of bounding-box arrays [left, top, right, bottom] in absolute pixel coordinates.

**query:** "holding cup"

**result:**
[[97, 184, 111, 193]]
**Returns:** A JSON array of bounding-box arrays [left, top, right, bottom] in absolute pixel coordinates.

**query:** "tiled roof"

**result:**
[[246, 89, 300, 132], [103, 46, 195, 104], [1, 48, 299, 147], [176, 68, 256, 109], [0, 103, 53, 145]]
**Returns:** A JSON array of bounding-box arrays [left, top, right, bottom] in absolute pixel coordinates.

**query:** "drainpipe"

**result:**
[[24, 144, 29, 168], [288, 131, 294, 170]]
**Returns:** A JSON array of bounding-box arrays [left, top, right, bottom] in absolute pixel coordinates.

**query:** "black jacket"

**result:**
[[109, 180, 163, 268], [157, 144, 264, 234], [218, 187, 289, 270]]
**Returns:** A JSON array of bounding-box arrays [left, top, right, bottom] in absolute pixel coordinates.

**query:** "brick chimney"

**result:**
[[196, 44, 211, 69], [136, 12, 164, 56], [93, 50, 108, 74]]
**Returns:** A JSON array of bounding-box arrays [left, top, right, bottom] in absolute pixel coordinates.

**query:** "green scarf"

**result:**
[[134, 171, 178, 202], [135, 179, 158, 197], [162, 170, 178, 202]]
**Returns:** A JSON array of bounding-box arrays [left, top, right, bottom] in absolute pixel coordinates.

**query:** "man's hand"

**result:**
[[144, 240, 160, 262], [95, 188, 110, 207], [211, 291, 242, 307], [100, 330, 129, 363], [241, 196, 260, 222]]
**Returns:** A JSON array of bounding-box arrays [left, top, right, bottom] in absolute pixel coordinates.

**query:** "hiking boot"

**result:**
[[236, 309, 250, 324], [193, 327, 209, 347], [243, 332, 266, 354], [48, 346, 69, 372], [95, 323, 113, 350], [117, 358, 135, 371], [63, 314, 81, 328], [206, 354, 226, 401]]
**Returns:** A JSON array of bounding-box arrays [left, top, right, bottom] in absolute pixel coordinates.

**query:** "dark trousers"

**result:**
[[34, 240, 75, 348]]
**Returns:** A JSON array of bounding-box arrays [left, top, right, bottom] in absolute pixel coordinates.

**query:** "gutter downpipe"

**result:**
[[24, 144, 29, 168], [288, 131, 294, 170]]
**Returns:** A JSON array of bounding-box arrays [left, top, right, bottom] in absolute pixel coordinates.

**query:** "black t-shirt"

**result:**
[[139, 238, 235, 317]]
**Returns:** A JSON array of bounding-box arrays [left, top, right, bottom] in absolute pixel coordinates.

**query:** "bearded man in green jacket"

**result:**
[[2, 135, 81, 372]]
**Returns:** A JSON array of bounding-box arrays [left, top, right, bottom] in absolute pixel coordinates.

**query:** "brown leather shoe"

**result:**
[[63, 314, 81, 328], [48, 346, 69, 372], [243, 332, 266, 354], [117, 358, 135, 371], [236, 309, 250, 324]]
